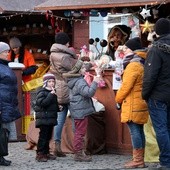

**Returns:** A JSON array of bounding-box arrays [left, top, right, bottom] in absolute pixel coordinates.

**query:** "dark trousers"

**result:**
[[37, 125, 53, 155], [148, 98, 170, 168], [73, 117, 88, 153]]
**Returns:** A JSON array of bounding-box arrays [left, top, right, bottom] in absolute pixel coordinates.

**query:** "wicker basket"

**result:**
[[22, 77, 43, 91]]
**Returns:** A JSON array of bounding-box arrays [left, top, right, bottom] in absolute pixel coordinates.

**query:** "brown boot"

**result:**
[[74, 150, 92, 162], [36, 153, 48, 162], [124, 148, 145, 169], [46, 154, 56, 160], [54, 142, 66, 157]]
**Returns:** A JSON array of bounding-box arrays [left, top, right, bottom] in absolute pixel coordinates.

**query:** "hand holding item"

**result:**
[[93, 76, 101, 83]]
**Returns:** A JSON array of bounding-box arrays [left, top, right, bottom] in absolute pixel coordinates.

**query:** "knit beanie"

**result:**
[[0, 42, 10, 54], [55, 32, 70, 45], [9, 37, 22, 49], [125, 37, 142, 51], [154, 18, 170, 36], [43, 73, 55, 87]]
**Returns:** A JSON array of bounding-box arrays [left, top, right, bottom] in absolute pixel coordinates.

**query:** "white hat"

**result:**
[[0, 42, 10, 54]]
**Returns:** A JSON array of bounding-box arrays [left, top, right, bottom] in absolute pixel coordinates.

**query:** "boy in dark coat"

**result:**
[[34, 73, 59, 162]]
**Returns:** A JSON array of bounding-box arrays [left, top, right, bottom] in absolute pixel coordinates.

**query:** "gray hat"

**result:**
[[0, 42, 10, 54], [9, 37, 22, 49]]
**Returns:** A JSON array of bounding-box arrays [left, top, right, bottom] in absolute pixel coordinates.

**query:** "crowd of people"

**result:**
[[0, 17, 170, 170]]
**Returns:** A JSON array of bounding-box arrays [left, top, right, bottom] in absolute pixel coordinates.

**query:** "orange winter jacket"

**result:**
[[115, 50, 149, 124], [8, 49, 36, 82]]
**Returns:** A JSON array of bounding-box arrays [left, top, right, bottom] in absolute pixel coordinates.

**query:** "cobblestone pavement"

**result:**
[[1, 142, 158, 170]]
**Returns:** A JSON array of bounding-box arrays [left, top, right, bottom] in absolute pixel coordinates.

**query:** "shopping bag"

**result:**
[[92, 98, 105, 112], [0, 125, 9, 156]]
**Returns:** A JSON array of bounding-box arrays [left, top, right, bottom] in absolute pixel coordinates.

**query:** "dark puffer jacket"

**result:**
[[142, 34, 170, 102], [34, 88, 59, 128], [0, 59, 21, 123]]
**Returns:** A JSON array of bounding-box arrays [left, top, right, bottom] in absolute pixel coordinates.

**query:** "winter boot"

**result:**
[[74, 150, 92, 162], [124, 148, 145, 169], [54, 142, 66, 157], [46, 154, 56, 160], [0, 156, 11, 166], [35, 153, 48, 162]]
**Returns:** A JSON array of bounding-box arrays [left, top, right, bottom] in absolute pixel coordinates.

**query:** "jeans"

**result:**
[[148, 98, 170, 168], [53, 104, 68, 143], [74, 117, 88, 152], [127, 121, 145, 149]]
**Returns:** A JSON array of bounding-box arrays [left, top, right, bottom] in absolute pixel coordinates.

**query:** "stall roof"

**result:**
[[0, 0, 47, 13], [34, 0, 169, 10]]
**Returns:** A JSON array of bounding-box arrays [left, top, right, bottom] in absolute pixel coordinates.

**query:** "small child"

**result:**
[[34, 73, 59, 162], [63, 62, 100, 162]]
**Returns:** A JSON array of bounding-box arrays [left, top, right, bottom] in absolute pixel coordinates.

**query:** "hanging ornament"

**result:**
[[50, 15, 55, 28], [64, 11, 71, 17], [46, 10, 49, 20], [140, 8, 151, 19], [122, 8, 129, 14], [140, 20, 154, 33], [152, 8, 159, 19], [128, 16, 136, 28], [55, 21, 61, 33], [82, 10, 89, 17], [100, 11, 107, 17]]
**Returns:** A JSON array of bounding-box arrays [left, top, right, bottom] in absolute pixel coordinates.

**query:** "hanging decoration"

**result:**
[[50, 15, 55, 28], [100, 11, 108, 17], [140, 8, 151, 19], [152, 8, 159, 19], [0, 0, 167, 26], [140, 20, 155, 33], [128, 16, 136, 28]]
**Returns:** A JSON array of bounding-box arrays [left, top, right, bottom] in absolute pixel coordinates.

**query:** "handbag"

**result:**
[[0, 123, 9, 156], [92, 98, 105, 112]]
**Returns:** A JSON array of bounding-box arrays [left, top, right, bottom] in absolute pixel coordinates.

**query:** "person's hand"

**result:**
[[51, 87, 56, 95], [59, 105, 63, 111], [93, 76, 101, 83]]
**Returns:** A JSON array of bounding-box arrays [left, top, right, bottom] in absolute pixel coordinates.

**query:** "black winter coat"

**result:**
[[142, 34, 170, 102], [0, 59, 21, 123], [34, 87, 59, 128]]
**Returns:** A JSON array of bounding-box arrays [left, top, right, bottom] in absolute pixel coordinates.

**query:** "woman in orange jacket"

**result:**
[[8, 37, 37, 83], [115, 37, 149, 169]]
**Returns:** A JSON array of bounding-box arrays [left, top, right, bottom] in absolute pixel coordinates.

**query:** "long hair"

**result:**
[[11, 46, 25, 63]]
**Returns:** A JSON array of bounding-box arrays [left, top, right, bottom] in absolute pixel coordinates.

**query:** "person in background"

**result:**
[[49, 32, 81, 157], [34, 73, 59, 162], [0, 42, 21, 166], [8, 37, 37, 83], [63, 62, 100, 162], [115, 37, 149, 169], [142, 18, 170, 169], [106, 25, 131, 60]]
